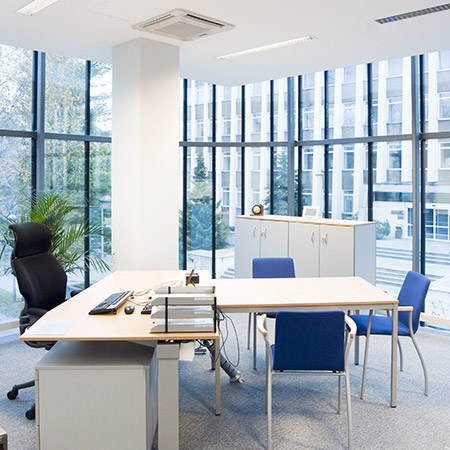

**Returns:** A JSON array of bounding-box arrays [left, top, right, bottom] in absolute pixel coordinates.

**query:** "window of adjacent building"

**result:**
[[388, 58, 403, 76], [439, 50, 450, 70], [303, 73, 315, 89], [439, 92, 450, 119], [388, 97, 402, 123], [303, 107, 314, 130], [343, 66, 356, 83], [440, 142, 450, 169]]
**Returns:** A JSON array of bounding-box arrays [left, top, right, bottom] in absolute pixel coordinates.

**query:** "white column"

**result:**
[[112, 38, 180, 270]]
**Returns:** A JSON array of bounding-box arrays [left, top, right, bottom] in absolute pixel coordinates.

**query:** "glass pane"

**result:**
[[371, 57, 411, 136], [300, 72, 324, 140], [301, 145, 324, 216], [328, 144, 368, 221], [44, 140, 85, 288], [273, 78, 289, 142], [45, 53, 86, 134], [90, 62, 112, 137], [0, 44, 33, 130], [272, 147, 289, 215], [216, 85, 242, 142], [245, 81, 270, 142], [329, 65, 367, 139], [244, 147, 270, 214], [373, 140, 412, 297], [0, 137, 32, 323], [89, 142, 112, 284], [424, 138, 450, 319], [185, 147, 212, 274], [185, 80, 213, 141]]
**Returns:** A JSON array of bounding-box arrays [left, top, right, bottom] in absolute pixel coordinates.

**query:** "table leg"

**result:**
[[157, 342, 180, 450], [391, 304, 398, 407], [215, 336, 221, 415]]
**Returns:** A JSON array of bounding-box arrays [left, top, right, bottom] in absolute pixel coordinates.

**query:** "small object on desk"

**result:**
[[141, 303, 152, 314], [185, 270, 199, 286], [124, 305, 135, 315], [88, 291, 132, 315]]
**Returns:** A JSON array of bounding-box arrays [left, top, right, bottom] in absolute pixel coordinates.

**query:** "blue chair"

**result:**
[[258, 311, 356, 450], [248, 257, 295, 369], [350, 271, 430, 399]]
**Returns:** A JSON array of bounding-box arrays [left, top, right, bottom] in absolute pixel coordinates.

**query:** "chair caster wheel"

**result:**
[[7, 388, 19, 400], [25, 406, 35, 420]]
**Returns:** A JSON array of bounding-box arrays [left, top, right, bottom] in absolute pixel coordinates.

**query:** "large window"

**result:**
[[0, 45, 112, 328]]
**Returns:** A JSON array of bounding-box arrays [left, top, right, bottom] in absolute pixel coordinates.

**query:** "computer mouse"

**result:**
[[124, 305, 135, 315]]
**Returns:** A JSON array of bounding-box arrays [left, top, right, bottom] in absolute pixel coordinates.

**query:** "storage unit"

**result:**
[[35, 340, 157, 450], [235, 215, 375, 284]]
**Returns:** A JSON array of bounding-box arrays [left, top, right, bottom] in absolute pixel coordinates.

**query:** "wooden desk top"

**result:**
[[21, 270, 218, 342], [214, 276, 397, 311]]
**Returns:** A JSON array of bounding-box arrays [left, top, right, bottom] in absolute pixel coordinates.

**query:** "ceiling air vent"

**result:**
[[132, 9, 234, 41]]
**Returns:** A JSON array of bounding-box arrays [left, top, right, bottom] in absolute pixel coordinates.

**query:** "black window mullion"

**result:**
[[31, 51, 38, 198], [419, 55, 426, 276], [324, 71, 330, 218], [211, 84, 217, 278], [367, 63, 374, 222], [84, 61, 91, 288], [182, 79, 188, 270], [241, 85, 245, 214], [270, 80, 274, 214], [297, 75, 303, 216]]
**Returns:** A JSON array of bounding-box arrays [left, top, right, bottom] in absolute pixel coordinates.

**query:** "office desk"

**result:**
[[214, 276, 399, 407], [21, 270, 219, 450]]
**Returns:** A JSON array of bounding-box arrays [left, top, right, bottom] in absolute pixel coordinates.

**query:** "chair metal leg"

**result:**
[[360, 311, 373, 400], [397, 338, 404, 372], [253, 312, 257, 370], [345, 372, 353, 450], [410, 334, 429, 396], [338, 376, 342, 414], [267, 367, 272, 450], [247, 313, 252, 350]]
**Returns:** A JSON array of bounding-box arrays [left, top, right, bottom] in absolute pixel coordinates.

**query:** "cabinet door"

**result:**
[[288, 222, 320, 277], [319, 225, 354, 277], [235, 218, 260, 278], [260, 220, 289, 258]]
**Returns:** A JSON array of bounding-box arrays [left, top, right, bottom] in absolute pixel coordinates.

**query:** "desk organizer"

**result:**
[[150, 286, 217, 333]]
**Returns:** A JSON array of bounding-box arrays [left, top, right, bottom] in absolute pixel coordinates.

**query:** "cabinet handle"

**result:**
[[252, 226, 257, 238], [321, 232, 328, 244], [310, 231, 315, 243], [261, 228, 267, 238]]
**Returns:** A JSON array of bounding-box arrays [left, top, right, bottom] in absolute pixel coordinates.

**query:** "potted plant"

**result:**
[[395, 225, 403, 239], [0, 191, 110, 276]]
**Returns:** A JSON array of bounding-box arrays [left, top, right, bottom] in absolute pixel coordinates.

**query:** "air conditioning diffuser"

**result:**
[[132, 9, 234, 41]]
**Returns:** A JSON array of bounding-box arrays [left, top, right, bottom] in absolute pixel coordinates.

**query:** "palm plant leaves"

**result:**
[[0, 191, 110, 275]]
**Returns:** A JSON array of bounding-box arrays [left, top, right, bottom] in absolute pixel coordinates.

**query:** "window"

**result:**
[[389, 145, 402, 169], [343, 66, 356, 83], [344, 147, 354, 169], [439, 50, 450, 70], [439, 93, 450, 119], [303, 107, 314, 130], [388, 97, 402, 123], [440, 142, 450, 169], [388, 58, 403, 76], [343, 103, 355, 126], [303, 73, 315, 89]]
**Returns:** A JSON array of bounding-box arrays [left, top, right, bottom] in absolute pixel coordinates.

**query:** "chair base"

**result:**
[[7, 380, 36, 420]]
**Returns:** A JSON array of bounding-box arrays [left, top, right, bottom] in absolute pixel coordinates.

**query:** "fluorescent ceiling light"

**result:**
[[217, 35, 316, 60], [17, 0, 60, 16], [375, 3, 450, 24]]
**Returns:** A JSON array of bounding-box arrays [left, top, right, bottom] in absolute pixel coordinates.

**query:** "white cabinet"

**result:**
[[235, 215, 375, 284], [36, 341, 157, 450], [235, 218, 288, 278]]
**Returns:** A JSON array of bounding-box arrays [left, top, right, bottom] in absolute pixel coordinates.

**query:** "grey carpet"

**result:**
[[1, 314, 450, 450]]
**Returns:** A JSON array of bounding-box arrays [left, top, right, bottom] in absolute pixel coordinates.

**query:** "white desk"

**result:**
[[214, 276, 399, 407], [21, 270, 219, 450]]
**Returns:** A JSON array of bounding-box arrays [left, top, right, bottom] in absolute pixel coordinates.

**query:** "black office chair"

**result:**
[[6, 222, 69, 420]]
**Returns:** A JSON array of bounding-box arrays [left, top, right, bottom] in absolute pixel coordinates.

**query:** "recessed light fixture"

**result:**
[[17, 0, 60, 16], [375, 3, 450, 24], [217, 35, 316, 60]]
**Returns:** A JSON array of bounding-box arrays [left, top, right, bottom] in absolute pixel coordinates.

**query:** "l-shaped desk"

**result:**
[[21, 270, 398, 450]]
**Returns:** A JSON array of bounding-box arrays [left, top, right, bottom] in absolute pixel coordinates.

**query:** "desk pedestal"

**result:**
[[35, 341, 157, 450]]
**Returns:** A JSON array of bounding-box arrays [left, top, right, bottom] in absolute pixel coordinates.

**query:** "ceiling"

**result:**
[[1, 0, 450, 86]]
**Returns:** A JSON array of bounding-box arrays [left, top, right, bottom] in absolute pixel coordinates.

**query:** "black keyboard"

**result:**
[[88, 291, 132, 315]]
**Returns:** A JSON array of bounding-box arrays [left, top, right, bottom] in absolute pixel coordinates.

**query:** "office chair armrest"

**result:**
[[70, 289, 83, 297], [257, 314, 268, 337], [398, 306, 413, 312], [345, 315, 357, 339]]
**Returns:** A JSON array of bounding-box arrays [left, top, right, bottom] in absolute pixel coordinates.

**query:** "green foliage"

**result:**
[[0, 191, 109, 275], [375, 219, 391, 239], [180, 149, 230, 253]]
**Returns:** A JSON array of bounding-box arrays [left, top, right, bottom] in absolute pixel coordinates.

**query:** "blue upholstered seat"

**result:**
[[350, 270, 431, 399]]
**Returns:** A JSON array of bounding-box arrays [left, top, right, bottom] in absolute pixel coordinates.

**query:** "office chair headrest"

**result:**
[[9, 222, 52, 258]]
